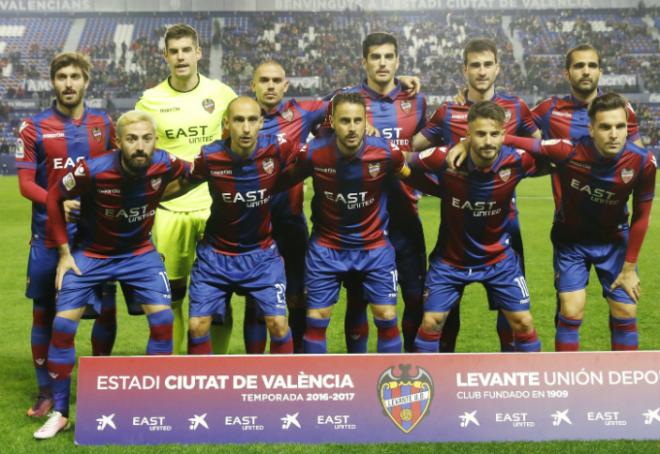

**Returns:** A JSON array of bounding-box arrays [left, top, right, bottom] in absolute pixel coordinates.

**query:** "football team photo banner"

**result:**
[[75, 352, 660, 445]]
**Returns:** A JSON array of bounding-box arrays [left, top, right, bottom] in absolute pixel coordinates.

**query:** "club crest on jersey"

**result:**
[[150, 177, 162, 191], [91, 127, 103, 142], [262, 157, 275, 175], [400, 100, 412, 114], [202, 98, 215, 114], [498, 168, 511, 182], [63, 173, 76, 191], [368, 162, 381, 178], [378, 364, 433, 434], [74, 165, 85, 177], [621, 168, 634, 184], [281, 108, 294, 122], [504, 110, 512, 123]]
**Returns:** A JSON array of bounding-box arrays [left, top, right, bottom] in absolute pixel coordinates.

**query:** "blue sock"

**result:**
[[303, 317, 330, 353], [374, 317, 402, 353], [146, 310, 173, 355], [514, 330, 541, 352], [414, 327, 441, 353], [48, 316, 80, 417], [610, 316, 638, 350], [555, 314, 581, 351]]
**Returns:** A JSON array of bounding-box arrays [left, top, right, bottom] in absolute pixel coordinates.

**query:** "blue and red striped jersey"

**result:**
[[292, 134, 408, 250], [326, 80, 427, 220], [420, 92, 538, 147], [532, 94, 640, 142], [505, 136, 655, 245], [190, 135, 289, 255], [261, 98, 327, 221], [15, 102, 115, 246], [410, 145, 537, 268], [52, 149, 185, 257]]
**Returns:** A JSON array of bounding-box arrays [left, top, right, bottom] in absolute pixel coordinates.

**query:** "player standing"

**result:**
[[507, 93, 655, 351], [34, 111, 184, 439], [412, 101, 541, 353], [333, 32, 428, 353], [181, 97, 293, 355], [135, 24, 237, 354], [16, 52, 117, 419], [286, 93, 410, 354], [412, 38, 541, 352]]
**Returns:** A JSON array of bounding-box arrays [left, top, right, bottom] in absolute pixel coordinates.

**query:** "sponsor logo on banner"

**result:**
[[586, 410, 627, 426], [132, 416, 172, 432], [316, 415, 357, 430], [498, 168, 511, 182], [63, 173, 76, 191], [281, 412, 301, 430], [378, 364, 433, 433], [495, 412, 535, 428], [400, 100, 412, 113], [263, 158, 275, 175], [225, 415, 264, 431], [552, 409, 572, 426], [151, 177, 162, 191], [202, 98, 215, 114], [368, 162, 381, 178], [459, 411, 480, 427], [96, 414, 117, 431], [281, 108, 294, 122], [621, 168, 634, 184], [188, 413, 209, 431], [643, 408, 660, 425], [92, 127, 103, 142]]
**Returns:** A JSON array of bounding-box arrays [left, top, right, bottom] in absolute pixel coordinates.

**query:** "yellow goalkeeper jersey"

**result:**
[[136, 74, 237, 212]]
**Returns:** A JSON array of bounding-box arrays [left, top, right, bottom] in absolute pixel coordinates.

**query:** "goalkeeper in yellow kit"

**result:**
[[136, 24, 237, 353]]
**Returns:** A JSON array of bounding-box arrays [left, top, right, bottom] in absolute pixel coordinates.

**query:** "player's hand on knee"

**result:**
[[610, 264, 641, 303], [55, 254, 81, 291], [62, 199, 81, 223]]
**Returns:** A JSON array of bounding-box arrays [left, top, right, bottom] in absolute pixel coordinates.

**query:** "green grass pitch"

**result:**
[[1, 175, 659, 453]]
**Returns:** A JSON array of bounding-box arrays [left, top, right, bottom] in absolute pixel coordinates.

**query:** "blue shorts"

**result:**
[[424, 253, 531, 313], [553, 240, 633, 304], [189, 242, 287, 319], [57, 249, 171, 313], [305, 241, 398, 309], [272, 214, 308, 297], [389, 217, 427, 296]]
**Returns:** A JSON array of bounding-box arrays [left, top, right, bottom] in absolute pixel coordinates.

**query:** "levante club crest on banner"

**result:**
[[377, 364, 433, 433]]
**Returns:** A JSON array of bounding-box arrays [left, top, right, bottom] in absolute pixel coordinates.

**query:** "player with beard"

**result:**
[[411, 38, 541, 353], [136, 24, 237, 354], [34, 111, 186, 439], [412, 101, 541, 353], [16, 52, 118, 420]]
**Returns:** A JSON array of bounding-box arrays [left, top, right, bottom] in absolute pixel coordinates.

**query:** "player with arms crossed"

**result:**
[[506, 93, 655, 351], [412, 38, 541, 352], [412, 101, 541, 353], [16, 52, 117, 419], [35, 111, 185, 439], [136, 24, 237, 354], [283, 93, 411, 354], [175, 97, 294, 355]]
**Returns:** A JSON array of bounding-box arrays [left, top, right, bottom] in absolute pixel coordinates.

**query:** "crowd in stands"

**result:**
[[0, 9, 659, 157]]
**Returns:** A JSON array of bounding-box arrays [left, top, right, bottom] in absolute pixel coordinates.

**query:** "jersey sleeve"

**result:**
[[15, 118, 37, 170], [409, 146, 448, 174], [167, 153, 187, 181], [388, 141, 409, 177], [419, 104, 447, 146], [531, 98, 553, 139], [108, 117, 118, 149], [515, 148, 538, 177], [517, 101, 540, 137], [634, 152, 657, 203], [416, 94, 428, 132], [189, 150, 209, 182], [504, 135, 574, 163], [625, 102, 641, 143], [59, 160, 92, 198], [626, 153, 655, 262]]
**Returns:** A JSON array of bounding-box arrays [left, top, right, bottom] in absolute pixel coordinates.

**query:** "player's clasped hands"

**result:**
[[63, 200, 80, 223]]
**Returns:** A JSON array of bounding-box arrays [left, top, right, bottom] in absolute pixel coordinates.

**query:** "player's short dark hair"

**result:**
[[467, 101, 506, 125], [463, 38, 498, 65], [164, 23, 199, 48], [565, 44, 601, 70], [332, 92, 366, 116], [588, 93, 628, 122], [362, 32, 398, 58], [253, 59, 285, 78], [50, 52, 91, 81]]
